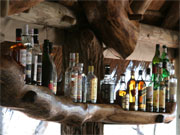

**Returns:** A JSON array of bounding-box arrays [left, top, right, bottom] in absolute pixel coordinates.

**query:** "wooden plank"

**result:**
[[131, 0, 153, 14], [147, 0, 165, 10], [161, 1, 180, 29], [104, 24, 179, 61], [8, 1, 76, 28]]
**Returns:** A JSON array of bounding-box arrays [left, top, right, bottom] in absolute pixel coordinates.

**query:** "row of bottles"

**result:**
[[10, 25, 57, 94]]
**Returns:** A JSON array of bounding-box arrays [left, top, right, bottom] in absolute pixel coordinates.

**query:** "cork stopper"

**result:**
[[88, 66, 94, 72]]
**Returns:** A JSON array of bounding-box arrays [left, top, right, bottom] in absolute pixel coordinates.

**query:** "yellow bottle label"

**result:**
[[159, 88, 166, 108], [90, 78, 98, 100], [153, 90, 159, 108]]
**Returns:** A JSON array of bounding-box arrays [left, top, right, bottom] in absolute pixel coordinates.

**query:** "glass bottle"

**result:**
[[87, 66, 98, 103], [64, 53, 75, 96], [169, 60, 177, 102], [145, 67, 153, 112], [137, 70, 146, 111], [159, 62, 166, 112], [42, 39, 54, 92], [100, 65, 115, 104], [70, 53, 79, 102], [127, 70, 138, 111]]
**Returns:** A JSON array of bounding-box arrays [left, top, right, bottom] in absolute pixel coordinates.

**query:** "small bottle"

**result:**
[[100, 65, 115, 104], [64, 53, 75, 96], [25, 28, 33, 84], [127, 70, 138, 111], [137, 70, 146, 111], [169, 60, 177, 102], [159, 62, 166, 113], [87, 66, 98, 103], [70, 53, 79, 102], [42, 39, 54, 92], [145, 67, 153, 112]]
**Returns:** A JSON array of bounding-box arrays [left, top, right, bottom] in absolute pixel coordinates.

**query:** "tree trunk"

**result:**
[[61, 122, 104, 135]]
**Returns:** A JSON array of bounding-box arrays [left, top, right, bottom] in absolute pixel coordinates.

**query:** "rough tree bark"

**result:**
[[81, 0, 139, 59]]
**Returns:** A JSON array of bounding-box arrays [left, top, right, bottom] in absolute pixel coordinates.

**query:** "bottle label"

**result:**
[[82, 76, 87, 103], [26, 50, 32, 64], [48, 80, 54, 91], [32, 55, 38, 81], [138, 86, 146, 110], [153, 89, 159, 108], [165, 78, 170, 102], [53, 82, 57, 94], [77, 75, 82, 101], [170, 82, 177, 102], [20, 49, 26, 67], [26, 50, 32, 80], [146, 86, 153, 104], [159, 87, 166, 109], [101, 84, 114, 103], [37, 63, 42, 85], [125, 94, 129, 110], [90, 78, 98, 101], [70, 73, 78, 101], [153, 64, 158, 74]]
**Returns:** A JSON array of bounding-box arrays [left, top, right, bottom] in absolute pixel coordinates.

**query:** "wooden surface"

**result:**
[[8, 1, 76, 28], [81, 0, 139, 59], [0, 54, 176, 126], [131, 0, 152, 14]]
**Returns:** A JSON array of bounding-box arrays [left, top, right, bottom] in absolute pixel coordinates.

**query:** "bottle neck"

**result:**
[[34, 35, 39, 45]]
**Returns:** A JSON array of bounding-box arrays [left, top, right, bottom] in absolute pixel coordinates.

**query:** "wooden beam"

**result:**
[[131, 0, 153, 15], [0, 56, 176, 125], [103, 24, 179, 61], [0, 0, 9, 17], [8, 1, 76, 28], [162, 1, 180, 29]]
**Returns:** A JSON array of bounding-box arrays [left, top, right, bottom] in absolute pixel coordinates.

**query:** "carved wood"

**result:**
[[161, 1, 180, 29], [0, 54, 176, 126], [81, 0, 139, 59], [8, 1, 76, 28], [131, 0, 152, 15]]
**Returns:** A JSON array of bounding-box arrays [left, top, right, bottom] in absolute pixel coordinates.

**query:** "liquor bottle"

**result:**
[[159, 62, 166, 112], [169, 60, 177, 102], [116, 74, 129, 110], [127, 70, 138, 111], [42, 39, 54, 92], [31, 29, 42, 85], [100, 65, 115, 104], [137, 70, 146, 111], [64, 53, 75, 96], [70, 53, 79, 102], [49, 42, 57, 94], [145, 67, 153, 112], [87, 66, 98, 103], [25, 28, 33, 84], [77, 63, 87, 103], [152, 44, 161, 112]]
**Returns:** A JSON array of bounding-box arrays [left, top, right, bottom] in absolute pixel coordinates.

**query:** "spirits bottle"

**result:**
[[159, 62, 166, 112], [49, 42, 57, 94], [10, 28, 26, 79], [87, 66, 98, 103], [145, 67, 153, 112], [100, 65, 115, 104], [77, 63, 87, 103], [169, 60, 177, 102], [42, 39, 54, 92], [127, 70, 138, 111], [64, 53, 75, 96], [25, 28, 33, 84], [31, 29, 42, 85], [137, 70, 146, 111], [117, 74, 129, 110], [152, 44, 161, 112], [70, 53, 79, 102]]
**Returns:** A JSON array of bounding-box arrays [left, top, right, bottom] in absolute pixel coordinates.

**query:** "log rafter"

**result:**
[[0, 55, 176, 126]]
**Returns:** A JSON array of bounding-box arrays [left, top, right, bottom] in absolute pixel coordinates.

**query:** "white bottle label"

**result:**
[[26, 51, 32, 64], [20, 49, 26, 67], [70, 73, 78, 101]]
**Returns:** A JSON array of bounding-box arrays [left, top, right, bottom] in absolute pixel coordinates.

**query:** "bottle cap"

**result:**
[[146, 68, 150, 74], [78, 63, 84, 67], [34, 29, 39, 35], [88, 66, 94, 72], [16, 28, 22, 37], [120, 73, 125, 76], [156, 44, 160, 48], [23, 24, 29, 35], [139, 70, 143, 75], [104, 65, 110, 75], [75, 53, 79, 63]]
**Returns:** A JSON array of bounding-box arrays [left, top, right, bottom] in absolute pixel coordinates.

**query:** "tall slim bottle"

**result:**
[[64, 53, 75, 96], [87, 66, 98, 103], [42, 40, 54, 92], [137, 70, 146, 111], [146, 67, 153, 112], [152, 44, 161, 112], [127, 70, 138, 111]]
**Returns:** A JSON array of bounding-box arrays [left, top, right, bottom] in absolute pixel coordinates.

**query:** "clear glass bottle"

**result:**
[[137, 70, 146, 111], [87, 66, 98, 103], [64, 53, 75, 96], [127, 70, 138, 111], [169, 60, 177, 102], [70, 53, 79, 102], [100, 65, 115, 104], [145, 67, 153, 112]]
